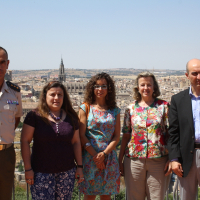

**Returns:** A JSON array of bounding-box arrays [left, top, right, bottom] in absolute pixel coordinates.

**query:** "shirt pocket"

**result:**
[[3, 104, 17, 123]]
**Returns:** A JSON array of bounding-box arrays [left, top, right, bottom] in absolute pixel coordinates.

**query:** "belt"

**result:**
[[0, 143, 13, 151], [194, 143, 200, 149]]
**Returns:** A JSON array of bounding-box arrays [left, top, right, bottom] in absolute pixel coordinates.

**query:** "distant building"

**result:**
[[58, 58, 66, 82], [5, 70, 12, 81], [64, 82, 87, 94], [22, 102, 38, 120]]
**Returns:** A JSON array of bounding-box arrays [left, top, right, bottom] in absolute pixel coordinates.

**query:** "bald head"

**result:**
[[186, 59, 200, 73], [0, 47, 8, 60]]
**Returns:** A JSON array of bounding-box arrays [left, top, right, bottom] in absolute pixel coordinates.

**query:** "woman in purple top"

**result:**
[[21, 81, 84, 200]]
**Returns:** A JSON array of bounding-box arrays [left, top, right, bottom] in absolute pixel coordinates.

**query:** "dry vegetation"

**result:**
[[14, 131, 23, 164]]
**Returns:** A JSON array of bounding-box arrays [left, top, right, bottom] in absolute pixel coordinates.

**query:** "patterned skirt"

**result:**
[[31, 167, 76, 200]]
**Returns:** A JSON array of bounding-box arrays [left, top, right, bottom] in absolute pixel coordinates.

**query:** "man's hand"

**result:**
[[171, 161, 183, 177]]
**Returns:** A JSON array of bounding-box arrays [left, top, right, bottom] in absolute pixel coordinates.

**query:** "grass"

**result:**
[[13, 183, 32, 200]]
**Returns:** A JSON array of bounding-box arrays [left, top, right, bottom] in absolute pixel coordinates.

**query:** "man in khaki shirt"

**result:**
[[0, 47, 22, 200]]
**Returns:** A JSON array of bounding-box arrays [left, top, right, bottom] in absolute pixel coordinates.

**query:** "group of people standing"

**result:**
[[0, 46, 200, 200]]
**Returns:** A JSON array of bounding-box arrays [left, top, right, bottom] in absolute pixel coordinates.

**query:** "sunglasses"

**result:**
[[94, 85, 108, 90]]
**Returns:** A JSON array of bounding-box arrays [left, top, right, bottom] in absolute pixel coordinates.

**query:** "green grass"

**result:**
[[13, 184, 31, 200]]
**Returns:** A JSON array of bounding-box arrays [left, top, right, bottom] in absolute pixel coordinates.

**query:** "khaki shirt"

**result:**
[[0, 80, 22, 144]]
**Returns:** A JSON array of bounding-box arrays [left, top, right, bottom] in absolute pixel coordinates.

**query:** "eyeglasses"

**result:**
[[94, 85, 108, 90], [191, 72, 200, 76]]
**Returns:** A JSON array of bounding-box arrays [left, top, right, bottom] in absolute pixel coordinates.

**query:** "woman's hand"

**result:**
[[119, 162, 124, 176], [96, 162, 106, 170], [75, 168, 84, 183], [93, 152, 105, 163], [25, 170, 34, 185], [164, 160, 172, 176], [93, 153, 106, 170]]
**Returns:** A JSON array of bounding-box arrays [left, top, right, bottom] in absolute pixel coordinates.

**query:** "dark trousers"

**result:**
[[0, 145, 15, 200]]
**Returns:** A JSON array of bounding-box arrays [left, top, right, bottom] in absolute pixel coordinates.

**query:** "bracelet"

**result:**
[[84, 142, 91, 149], [25, 168, 32, 172], [77, 165, 83, 168], [102, 151, 107, 158]]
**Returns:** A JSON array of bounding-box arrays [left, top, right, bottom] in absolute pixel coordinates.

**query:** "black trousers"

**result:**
[[0, 145, 15, 200]]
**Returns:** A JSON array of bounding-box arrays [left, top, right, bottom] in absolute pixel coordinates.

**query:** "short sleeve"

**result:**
[[80, 104, 86, 113], [15, 92, 23, 117], [24, 111, 37, 127], [122, 107, 132, 134]]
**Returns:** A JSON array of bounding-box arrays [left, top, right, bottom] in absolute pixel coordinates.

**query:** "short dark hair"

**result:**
[[133, 71, 160, 101], [186, 61, 189, 73], [84, 72, 116, 109], [0, 47, 8, 59], [37, 81, 78, 129]]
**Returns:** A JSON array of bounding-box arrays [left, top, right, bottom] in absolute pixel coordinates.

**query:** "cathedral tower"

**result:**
[[58, 58, 66, 82]]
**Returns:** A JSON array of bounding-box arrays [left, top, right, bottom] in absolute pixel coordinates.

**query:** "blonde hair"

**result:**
[[133, 71, 160, 101]]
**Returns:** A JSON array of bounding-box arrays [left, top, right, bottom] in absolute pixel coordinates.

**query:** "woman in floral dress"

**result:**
[[119, 72, 171, 200], [79, 72, 120, 200]]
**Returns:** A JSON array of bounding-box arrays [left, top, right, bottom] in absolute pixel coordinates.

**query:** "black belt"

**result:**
[[194, 143, 200, 149], [0, 143, 13, 151]]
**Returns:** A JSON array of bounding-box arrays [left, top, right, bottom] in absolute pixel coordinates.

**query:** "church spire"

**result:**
[[58, 57, 66, 82]]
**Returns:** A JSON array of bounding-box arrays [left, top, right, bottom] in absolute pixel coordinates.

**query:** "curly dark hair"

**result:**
[[36, 81, 78, 129], [133, 71, 160, 101], [84, 72, 116, 109]]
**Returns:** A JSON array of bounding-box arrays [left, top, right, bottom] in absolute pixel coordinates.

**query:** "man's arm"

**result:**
[[15, 91, 22, 129], [15, 117, 20, 129], [168, 96, 181, 160], [168, 95, 183, 177]]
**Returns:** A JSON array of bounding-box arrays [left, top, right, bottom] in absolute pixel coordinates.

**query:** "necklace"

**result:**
[[49, 110, 63, 121], [49, 110, 63, 135]]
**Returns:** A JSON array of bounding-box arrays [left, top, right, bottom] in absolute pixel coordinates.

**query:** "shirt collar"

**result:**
[[189, 86, 200, 98], [1, 80, 10, 93]]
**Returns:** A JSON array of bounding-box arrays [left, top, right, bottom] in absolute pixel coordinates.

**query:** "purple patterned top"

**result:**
[[24, 111, 79, 173]]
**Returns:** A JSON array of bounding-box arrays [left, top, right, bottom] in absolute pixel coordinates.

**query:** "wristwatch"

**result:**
[[102, 151, 108, 158]]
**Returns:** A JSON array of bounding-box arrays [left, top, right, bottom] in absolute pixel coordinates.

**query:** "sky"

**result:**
[[1, 0, 200, 71]]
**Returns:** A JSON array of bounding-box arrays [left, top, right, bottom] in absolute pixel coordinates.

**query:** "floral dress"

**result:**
[[79, 104, 120, 195]]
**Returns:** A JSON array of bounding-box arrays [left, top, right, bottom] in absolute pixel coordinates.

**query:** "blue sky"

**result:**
[[1, 0, 200, 70]]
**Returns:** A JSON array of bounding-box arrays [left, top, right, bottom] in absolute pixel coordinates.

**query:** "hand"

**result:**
[[75, 168, 84, 183], [171, 161, 183, 177], [93, 152, 105, 163], [25, 170, 34, 185], [93, 152, 106, 170], [95, 161, 106, 170], [164, 160, 172, 176], [119, 162, 124, 176]]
